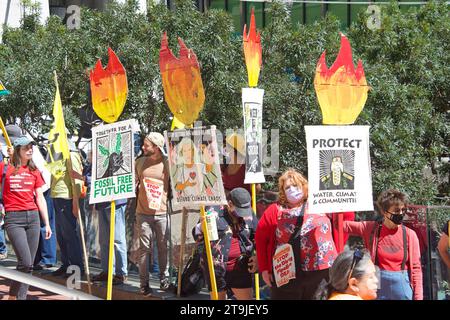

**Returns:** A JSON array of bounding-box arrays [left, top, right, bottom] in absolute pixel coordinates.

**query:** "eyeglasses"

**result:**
[[347, 249, 364, 282], [385, 208, 408, 215]]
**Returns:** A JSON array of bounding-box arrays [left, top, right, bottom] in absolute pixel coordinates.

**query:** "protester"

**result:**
[[50, 143, 85, 277], [71, 159, 129, 285], [135, 132, 171, 296], [255, 169, 338, 300], [343, 189, 423, 300], [0, 149, 7, 260], [194, 188, 258, 300], [437, 220, 450, 269], [256, 191, 278, 219], [221, 133, 260, 195], [315, 249, 379, 300], [1, 137, 51, 299]]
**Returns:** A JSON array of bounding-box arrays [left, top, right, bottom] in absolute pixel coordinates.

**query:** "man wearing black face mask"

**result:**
[[193, 187, 258, 300], [343, 189, 423, 300]]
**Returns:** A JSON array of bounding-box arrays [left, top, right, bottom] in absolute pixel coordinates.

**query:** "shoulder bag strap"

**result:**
[[401, 224, 407, 271]]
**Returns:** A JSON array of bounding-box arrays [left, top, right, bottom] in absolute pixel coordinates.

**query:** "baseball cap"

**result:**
[[229, 187, 253, 218], [145, 132, 166, 156], [13, 136, 36, 148]]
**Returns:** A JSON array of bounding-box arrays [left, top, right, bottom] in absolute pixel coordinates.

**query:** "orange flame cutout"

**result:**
[[243, 8, 262, 87], [159, 33, 205, 127], [90, 48, 128, 123], [314, 33, 369, 125]]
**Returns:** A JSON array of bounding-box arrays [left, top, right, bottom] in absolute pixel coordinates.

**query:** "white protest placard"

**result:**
[[242, 87, 266, 184], [89, 119, 136, 204], [305, 125, 373, 214]]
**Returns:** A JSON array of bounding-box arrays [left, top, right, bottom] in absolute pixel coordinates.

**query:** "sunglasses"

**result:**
[[347, 249, 364, 282]]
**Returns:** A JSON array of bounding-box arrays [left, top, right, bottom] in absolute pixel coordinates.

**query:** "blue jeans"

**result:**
[[34, 191, 57, 266], [377, 269, 413, 300], [54, 198, 84, 271], [0, 228, 6, 255], [98, 204, 128, 276]]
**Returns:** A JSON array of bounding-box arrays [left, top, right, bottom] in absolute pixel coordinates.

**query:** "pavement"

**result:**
[[0, 255, 210, 300]]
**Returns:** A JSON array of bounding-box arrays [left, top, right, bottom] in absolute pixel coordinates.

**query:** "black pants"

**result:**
[[4, 211, 40, 300], [270, 269, 330, 300]]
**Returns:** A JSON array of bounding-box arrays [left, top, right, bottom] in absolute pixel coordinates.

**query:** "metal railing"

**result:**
[[0, 266, 102, 300]]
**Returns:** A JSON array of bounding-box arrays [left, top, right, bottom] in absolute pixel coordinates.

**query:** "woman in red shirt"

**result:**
[[343, 189, 423, 300], [2, 137, 51, 300], [255, 169, 338, 299]]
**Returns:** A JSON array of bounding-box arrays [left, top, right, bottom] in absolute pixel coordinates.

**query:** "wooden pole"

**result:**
[[106, 201, 115, 300], [200, 205, 218, 300], [251, 183, 260, 300], [177, 207, 188, 297]]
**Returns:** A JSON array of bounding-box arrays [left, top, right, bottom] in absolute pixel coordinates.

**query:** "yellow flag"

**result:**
[[46, 74, 70, 177]]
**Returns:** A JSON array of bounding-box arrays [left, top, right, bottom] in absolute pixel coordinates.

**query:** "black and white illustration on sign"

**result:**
[[242, 87, 265, 184], [96, 131, 132, 180], [319, 150, 355, 190], [305, 125, 373, 214]]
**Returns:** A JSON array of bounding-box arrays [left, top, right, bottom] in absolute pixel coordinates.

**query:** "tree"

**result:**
[[0, 0, 448, 206]]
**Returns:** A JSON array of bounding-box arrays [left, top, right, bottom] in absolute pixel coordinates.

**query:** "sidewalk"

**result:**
[[0, 255, 210, 300]]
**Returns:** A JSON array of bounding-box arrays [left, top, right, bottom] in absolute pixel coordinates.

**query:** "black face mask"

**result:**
[[387, 213, 404, 225]]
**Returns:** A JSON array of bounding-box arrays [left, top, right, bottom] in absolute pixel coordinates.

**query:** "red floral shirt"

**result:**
[[275, 204, 337, 271]]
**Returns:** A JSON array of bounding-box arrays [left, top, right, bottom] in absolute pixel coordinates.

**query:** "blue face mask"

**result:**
[[285, 186, 303, 204]]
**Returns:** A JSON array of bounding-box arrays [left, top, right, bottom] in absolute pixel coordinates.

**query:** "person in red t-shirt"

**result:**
[[343, 189, 423, 300], [2, 136, 51, 300]]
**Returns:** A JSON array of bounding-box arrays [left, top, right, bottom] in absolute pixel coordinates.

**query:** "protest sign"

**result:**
[[305, 125, 373, 213], [90, 119, 136, 204]]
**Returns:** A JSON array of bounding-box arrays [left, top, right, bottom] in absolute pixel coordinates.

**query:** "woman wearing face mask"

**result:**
[[255, 169, 338, 299], [343, 189, 423, 300], [194, 187, 258, 299]]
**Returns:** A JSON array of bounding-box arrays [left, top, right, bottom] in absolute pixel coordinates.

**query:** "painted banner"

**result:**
[[305, 125, 373, 214], [90, 48, 128, 123], [165, 126, 226, 209], [314, 33, 369, 125], [143, 177, 164, 210], [243, 87, 265, 184], [159, 33, 205, 127], [90, 119, 136, 204]]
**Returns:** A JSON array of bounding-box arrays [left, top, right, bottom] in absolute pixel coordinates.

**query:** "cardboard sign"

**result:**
[[90, 119, 137, 204], [143, 177, 164, 210], [273, 243, 296, 287], [242, 87, 265, 184], [165, 126, 227, 209], [305, 125, 373, 213]]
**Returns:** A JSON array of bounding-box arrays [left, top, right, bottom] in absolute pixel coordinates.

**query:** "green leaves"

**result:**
[[115, 133, 122, 154], [98, 144, 110, 157]]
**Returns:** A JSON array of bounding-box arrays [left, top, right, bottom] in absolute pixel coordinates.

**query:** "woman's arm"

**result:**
[[35, 187, 52, 239], [409, 231, 423, 300]]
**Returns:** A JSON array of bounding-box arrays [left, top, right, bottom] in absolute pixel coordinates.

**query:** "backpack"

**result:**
[[178, 245, 205, 297]]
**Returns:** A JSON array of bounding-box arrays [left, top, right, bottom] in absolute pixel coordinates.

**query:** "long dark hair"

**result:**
[[12, 145, 37, 175], [315, 249, 372, 300]]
